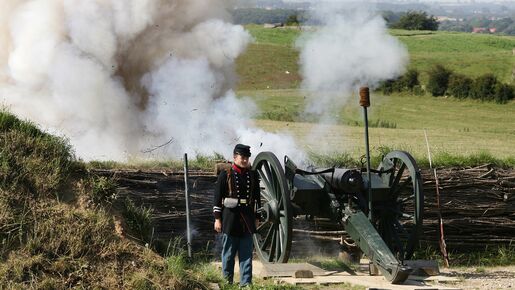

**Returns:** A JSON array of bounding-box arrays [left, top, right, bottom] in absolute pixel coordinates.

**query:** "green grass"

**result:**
[[236, 43, 300, 90], [414, 245, 515, 267], [236, 26, 515, 164], [394, 30, 515, 83], [245, 24, 301, 46], [236, 26, 515, 89], [239, 89, 515, 165]]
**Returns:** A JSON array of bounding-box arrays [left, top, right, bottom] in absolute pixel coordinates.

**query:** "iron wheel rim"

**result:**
[[376, 150, 424, 260], [252, 152, 292, 263]]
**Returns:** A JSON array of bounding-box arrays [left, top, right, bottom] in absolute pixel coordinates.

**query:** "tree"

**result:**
[[470, 74, 497, 101], [427, 65, 452, 97], [285, 14, 299, 26], [493, 83, 514, 104], [392, 11, 439, 31], [401, 69, 420, 91], [448, 74, 473, 99]]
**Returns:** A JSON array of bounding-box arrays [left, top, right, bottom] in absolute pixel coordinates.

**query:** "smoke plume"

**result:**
[[296, 2, 408, 116], [0, 0, 301, 161]]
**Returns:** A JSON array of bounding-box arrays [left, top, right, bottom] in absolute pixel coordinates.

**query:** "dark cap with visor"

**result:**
[[233, 144, 251, 157]]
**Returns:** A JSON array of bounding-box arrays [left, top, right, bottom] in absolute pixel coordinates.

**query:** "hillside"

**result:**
[[236, 26, 515, 164], [236, 25, 515, 90], [0, 111, 221, 289]]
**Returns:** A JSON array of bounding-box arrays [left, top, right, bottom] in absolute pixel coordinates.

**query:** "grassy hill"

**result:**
[[0, 110, 225, 289], [236, 25, 515, 165], [236, 25, 515, 90]]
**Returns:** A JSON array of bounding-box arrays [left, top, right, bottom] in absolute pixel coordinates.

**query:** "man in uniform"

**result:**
[[213, 144, 260, 286]]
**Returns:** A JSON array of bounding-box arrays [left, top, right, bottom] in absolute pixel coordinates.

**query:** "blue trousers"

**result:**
[[221, 233, 253, 285]]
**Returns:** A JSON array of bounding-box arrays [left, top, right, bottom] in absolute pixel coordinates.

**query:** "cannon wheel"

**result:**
[[376, 150, 424, 261], [252, 152, 292, 263]]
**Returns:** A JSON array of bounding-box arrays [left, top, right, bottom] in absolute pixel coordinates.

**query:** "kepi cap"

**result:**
[[233, 144, 251, 157]]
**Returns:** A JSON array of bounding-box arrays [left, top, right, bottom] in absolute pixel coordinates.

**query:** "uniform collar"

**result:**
[[232, 163, 248, 174]]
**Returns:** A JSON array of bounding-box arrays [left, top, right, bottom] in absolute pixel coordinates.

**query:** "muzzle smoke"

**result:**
[[0, 0, 301, 161], [296, 1, 408, 117]]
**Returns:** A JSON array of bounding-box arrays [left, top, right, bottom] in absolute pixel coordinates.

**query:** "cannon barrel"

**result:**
[[319, 168, 364, 193]]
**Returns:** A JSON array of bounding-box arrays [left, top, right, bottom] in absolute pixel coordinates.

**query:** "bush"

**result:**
[[379, 79, 397, 95], [378, 69, 419, 95], [470, 74, 497, 101], [448, 74, 473, 99], [123, 198, 154, 243], [493, 82, 515, 104], [427, 64, 452, 97], [402, 68, 420, 91], [89, 176, 118, 204]]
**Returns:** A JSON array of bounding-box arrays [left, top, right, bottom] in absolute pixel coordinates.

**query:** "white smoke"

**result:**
[[296, 2, 408, 116], [0, 0, 301, 161]]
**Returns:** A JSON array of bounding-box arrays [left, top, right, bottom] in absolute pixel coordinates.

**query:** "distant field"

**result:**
[[391, 30, 515, 83], [236, 25, 515, 89], [236, 25, 514, 164], [239, 89, 515, 161]]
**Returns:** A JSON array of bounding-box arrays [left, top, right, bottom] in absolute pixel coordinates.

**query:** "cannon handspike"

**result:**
[[343, 208, 412, 283]]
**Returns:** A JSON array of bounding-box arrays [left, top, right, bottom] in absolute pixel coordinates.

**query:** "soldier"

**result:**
[[213, 144, 260, 287]]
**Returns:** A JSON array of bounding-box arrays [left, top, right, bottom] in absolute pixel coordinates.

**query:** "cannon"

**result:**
[[250, 88, 424, 284]]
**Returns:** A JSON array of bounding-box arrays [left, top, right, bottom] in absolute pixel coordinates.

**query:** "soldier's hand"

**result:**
[[214, 219, 222, 233], [255, 219, 259, 229]]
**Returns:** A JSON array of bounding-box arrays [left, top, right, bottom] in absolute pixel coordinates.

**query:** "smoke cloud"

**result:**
[[0, 0, 301, 161], [296, 2, 408, 116]]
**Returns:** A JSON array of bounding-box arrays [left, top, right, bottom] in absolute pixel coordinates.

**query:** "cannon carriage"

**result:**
[[251, 151, 424, 283], [249, 88, 425, 284]]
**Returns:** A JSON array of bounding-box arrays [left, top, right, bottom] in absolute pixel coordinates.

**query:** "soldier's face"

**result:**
[[234, 154, 250, 168]]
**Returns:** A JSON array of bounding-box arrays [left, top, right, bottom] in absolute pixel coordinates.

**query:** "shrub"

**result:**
[[379, 69, 419, 95], [493, 82, 515, 104], [379, 79, 397, 95], [427, 64, 452, 97], [470, 74, 498, 101], [447, 74, 473, 99], [402, 68, 420, 91], [89, 176, 118, 204], [123, 198, 154, 243]]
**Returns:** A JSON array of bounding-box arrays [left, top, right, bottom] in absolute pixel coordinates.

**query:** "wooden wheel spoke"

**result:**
[[258, 171, 273, 194], [391, 163, 407, 189], [257, 220, 268, 232], [389, 159, 398, 185], [269, 229, 277, 261], [276, 227, 282, 259], [263, 163, 276, 197], [260, 187, 273, 202], [261, 224, 274, 250]]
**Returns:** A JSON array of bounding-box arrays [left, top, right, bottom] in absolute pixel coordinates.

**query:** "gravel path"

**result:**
[[440, 266, 515, 290]]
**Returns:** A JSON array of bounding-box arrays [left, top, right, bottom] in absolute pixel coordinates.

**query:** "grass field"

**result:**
[[238, 89, 515, 164], [236, 25, 515, 89], [235, 25, 515, 165]]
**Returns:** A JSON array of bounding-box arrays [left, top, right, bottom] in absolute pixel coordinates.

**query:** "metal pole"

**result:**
[[359, 87, 373, 221], [184, 153, 192, 258]]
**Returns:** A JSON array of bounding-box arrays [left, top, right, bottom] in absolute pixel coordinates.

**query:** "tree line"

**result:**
[[380, 66, 514, 104], [233, 8, 515, 35]]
